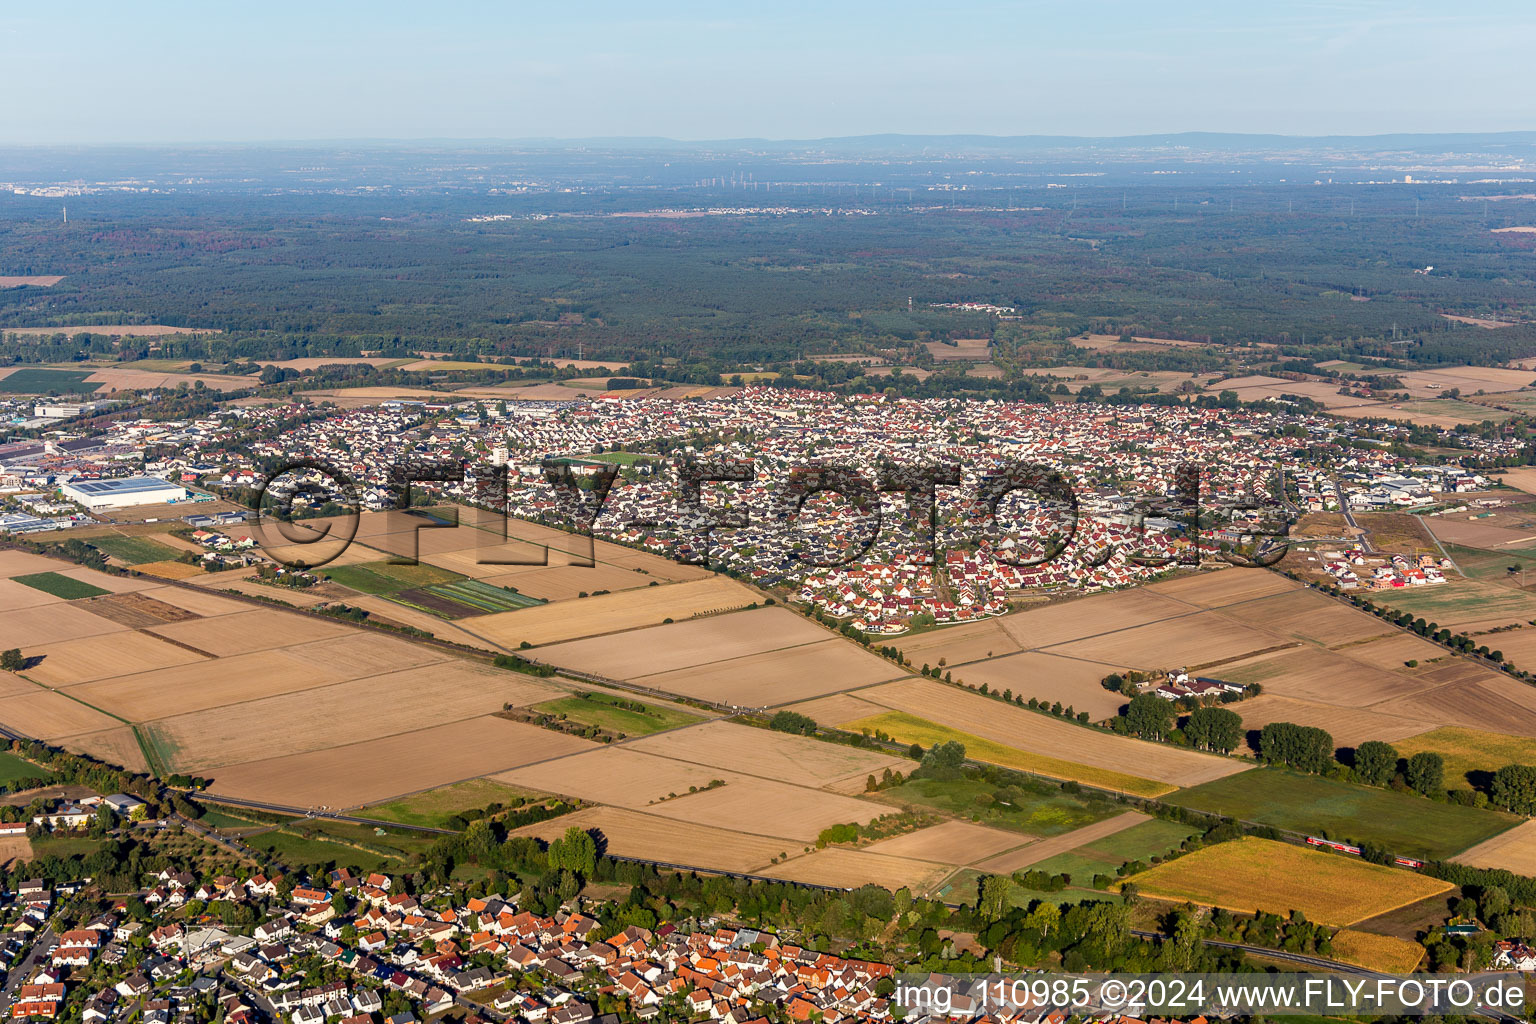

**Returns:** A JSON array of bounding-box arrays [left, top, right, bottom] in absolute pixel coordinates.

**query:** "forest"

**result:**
[[3, 175, 1536, 380]]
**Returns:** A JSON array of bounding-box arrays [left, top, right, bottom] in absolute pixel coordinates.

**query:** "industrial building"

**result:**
[[59, 475, 188, 511]]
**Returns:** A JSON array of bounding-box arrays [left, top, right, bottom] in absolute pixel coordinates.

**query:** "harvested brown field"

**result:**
[[0, 673, 37, 699], [0, 550, 70, 577], [83, 591, 202, 628], [945, 652, 1128, 719], [2, 324, 215, 337], [634, 776, 883, 842], [996, 589, 1192, 650], [143, 586, 252, 617], [68, 649, 351, 721], [494, 747, 757, 808], [476, 563, 657, 601], [1495, 468, 1536, 495], [894, 619, 1022, 665], [925, 338, 991, 360], [1454, 819, 1536, 874], [151, 661, 569, 771], [146, 608, 353, 657], [0, 603, 127, 645], [1144, 569, 1299, 607], [468, 576, 760, 648], [64, 727, 150, 773], [510, 806, 793, 873], [0, 276, 62, 287], [0, 578, 63, 611], [764, 847, 953, 893], [1338, 633, 1445, 669], [1396, 365, 1536, 395], [849, 678, 1246, 787], [1221, 647, 1431, 707], [626, 720, 906, 787], [1229, 695, 1434, 747], [1234, 589, 1394, 647], [0, 837, 31, 868], [526, 604, 820, 678], [24, 631, 207, 687], [863, 819, 1033, 864], [971, 811, 1151, 874], [1428, 518, 1536, 548], [0, 690, 122, 739], [632, 639, 906, 705], [780, 693, 887, 729], [1040, 611, 1281, 668], [207, 715, 593, 808]]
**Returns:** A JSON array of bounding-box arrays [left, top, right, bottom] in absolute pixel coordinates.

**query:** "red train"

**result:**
[[1304, 836, 1423, 870]]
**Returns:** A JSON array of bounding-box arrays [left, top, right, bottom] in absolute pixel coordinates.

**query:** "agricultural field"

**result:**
[[1454, 819, 1536, 874], [530, 604, 832, 680], [511, 806, 794, 874], [13, 572, 111, 600], [530, 691, 703, 736], [1122, 837, 1454, 926], [1167, 769, 1517, 860], [0, 367, 100, 393], [77, 534, 183, 565], [825, 677, 1246, 789], [1329, 930, 1426, 973], [321, 560, 464, 595], [873, 776, 1120, 840], [1024, 817, 1202, 883], [844, 709, 1173, 797], [356, 778, 530, 828], [0, 751, 50, 786], [1393, 727, 1536, 787], [1363, 577, 1536, 631], [469, 576, 759, 648]]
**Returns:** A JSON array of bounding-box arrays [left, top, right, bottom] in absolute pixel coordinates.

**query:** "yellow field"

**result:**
[[844, 710, 1172, 797], [1330, 929, 1426, 973], [1121, 838, 1453, 926], [1393, 726, 1536, 785]]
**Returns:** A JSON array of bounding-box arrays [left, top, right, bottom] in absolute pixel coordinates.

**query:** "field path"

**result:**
[[969, 810, 1150, 874]]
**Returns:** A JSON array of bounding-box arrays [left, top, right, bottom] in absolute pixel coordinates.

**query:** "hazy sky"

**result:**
[[3, 0, 1533, 144]]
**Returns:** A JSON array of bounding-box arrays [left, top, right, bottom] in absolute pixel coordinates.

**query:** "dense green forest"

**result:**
[[3, 180, 1536, 374]]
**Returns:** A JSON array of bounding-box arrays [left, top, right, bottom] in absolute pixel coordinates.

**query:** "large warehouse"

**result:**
[[60, 476, 188, 511]]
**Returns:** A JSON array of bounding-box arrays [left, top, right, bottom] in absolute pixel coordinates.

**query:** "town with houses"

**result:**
[[0, 387, 1511, 633]]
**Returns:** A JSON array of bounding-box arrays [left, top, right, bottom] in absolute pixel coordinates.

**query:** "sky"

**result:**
[[2, 0, 1534, 144]]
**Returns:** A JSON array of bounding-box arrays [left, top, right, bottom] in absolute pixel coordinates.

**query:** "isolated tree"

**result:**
[[1353, 740, 1399, 787], [1185, 706, 1242, 752], [1404, 752, 1445, 796], [1258, 722, 1335, 774], [1124, 694, 1176, 742], [0, 649, 21, 672]]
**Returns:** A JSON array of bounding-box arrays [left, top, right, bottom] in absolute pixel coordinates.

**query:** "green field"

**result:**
[[533, 692, 704, 737], [0, 368, 100, 394], [942, 866, 1101, 908], [876, 777, 1118, 837], [1165, 768, 1517, 860], [424, 578, 544, 612], [13, 571, 111, 599], [357, 778, 530, 829], [0, 751, 52, 787], [250, 818, 439, 871], [322, 560, 464, 594], [845, 710, 1172, 797], [1364, 576, 1536, 625], [82, 534, 182, 565], [1026, 819, 1202, 886]]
